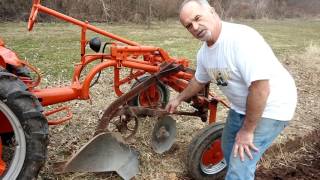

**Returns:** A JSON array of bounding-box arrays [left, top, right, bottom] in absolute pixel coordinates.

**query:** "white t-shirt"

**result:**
[[195, 22, 297, 121]]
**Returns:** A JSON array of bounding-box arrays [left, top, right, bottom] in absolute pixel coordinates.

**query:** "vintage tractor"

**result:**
[[0, 0, 229, 179]]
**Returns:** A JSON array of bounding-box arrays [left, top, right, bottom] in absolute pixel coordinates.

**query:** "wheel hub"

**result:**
[[138, 85, 161, 107], [0, 101, 27, 179], [201, 139, 224, 165], [200, 139, 227, 175]]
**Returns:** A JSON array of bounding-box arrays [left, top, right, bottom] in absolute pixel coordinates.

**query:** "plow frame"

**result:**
[[26, 0, 193, 107], [22, 0, 229, 124]]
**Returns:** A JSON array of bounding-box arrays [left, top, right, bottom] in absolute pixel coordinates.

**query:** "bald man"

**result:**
[[165, 0, 297, 179]]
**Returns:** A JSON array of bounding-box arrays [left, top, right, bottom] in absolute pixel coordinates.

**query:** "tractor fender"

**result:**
[[0, 38, 4, 46], [0, 56, 5, 68], [0, 46, 23, 68]]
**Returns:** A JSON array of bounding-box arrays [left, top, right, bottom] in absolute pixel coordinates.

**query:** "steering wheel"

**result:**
[[28, 0, 41, 31]]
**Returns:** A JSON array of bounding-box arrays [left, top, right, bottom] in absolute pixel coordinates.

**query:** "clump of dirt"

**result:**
[[256, 129, 320, 180]]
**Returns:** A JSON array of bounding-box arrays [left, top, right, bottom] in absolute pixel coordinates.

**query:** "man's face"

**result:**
[[180, 2, 215, 43]]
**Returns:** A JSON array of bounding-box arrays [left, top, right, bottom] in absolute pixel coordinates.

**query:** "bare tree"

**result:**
[[99, 0, 110, 22]]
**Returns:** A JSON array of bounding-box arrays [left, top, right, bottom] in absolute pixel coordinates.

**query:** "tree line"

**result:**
[[0, 0, 319, 22]]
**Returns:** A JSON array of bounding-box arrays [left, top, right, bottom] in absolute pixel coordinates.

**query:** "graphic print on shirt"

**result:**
[[207, 68, 231, 86]]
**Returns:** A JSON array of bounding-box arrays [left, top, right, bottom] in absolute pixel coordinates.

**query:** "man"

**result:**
[[165, 0, 297, 179]]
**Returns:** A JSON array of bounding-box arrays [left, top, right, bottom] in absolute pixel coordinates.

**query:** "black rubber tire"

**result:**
[[0, 66, 32, 145], [128, 76, 170, 108], [0, 67, 48, 180], [15, 66, 31, 78], [6, 65, 31, 78], [187, 122, 227, 180]]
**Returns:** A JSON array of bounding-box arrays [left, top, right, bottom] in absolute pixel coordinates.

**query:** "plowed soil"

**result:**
[[35, 27, 320, 180], [256, 129, 320, 180], [255, 53, 320, 179]]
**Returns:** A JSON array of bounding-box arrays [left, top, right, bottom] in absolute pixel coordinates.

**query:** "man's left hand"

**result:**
[[233, 129, 259, 161]]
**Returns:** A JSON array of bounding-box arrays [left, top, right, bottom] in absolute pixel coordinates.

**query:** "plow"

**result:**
[[0, 0, 229, 179]]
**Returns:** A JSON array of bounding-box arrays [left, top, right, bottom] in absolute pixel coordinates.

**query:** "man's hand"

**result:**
[[165, 77, 206, 113], [233, 128, 259, 161], [232, 80, 269, 161], [165, 98, 181, 113]]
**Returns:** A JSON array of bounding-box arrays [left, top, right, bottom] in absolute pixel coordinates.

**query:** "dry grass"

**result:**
[[258, 129, 320, 179], [303, 42, 320, 69], [1, 19, 320, 179], [258, 42, 320, 173]]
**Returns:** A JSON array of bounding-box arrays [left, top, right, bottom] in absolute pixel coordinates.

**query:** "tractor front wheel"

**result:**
[[0, 69, 48, 180], [187, 122, 227, 180]]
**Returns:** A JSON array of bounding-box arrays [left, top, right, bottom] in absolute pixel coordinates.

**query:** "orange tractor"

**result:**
[[0, 0, 229, 179]]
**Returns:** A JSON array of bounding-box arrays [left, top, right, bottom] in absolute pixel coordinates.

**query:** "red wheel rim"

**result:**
[[0, 139, 6, 176], [201, 139, 224, 166], [138, 85, 161, 107], [0, 112, 13, 133]]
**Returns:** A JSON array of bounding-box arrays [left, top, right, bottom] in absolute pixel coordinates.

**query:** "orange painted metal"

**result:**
[[164, 76, 189, 92], [0, 46, 23, 67], [201, 139, 224, 166], [44, 106, 73, 125], [29, 2, 139, 46], [122, 61, 159, 72], [32, 87, 80, 106], [25, 0, 193, 110], [19, 61, 41, 88], [81, 60, 118, 98], [138, 85, 160, 107], [208, 101, 218, 124], [0, 38, 4, 46], [0, 138, 6, 176], [0, 56, 5, 68], [20, 0, 229, 129], [118, 70, 146, 86]]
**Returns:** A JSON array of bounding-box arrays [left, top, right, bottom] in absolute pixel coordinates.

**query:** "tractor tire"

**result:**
[[0, 68, 48, 180], [187, 122, 227, 180], [6, 65, 31, 78], [0, 65, 32, 145], [15, 66, 31, 78], [128, 76, 170, 108]]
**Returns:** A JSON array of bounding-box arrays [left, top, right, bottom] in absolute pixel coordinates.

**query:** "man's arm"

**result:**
[[166, 77, 206, 113], [233, 80, 270, 161]]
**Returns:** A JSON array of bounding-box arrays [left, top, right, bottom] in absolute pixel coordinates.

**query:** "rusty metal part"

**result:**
[[96, 62, 183, 135], [151, 115, 176, 154], [102, 105, 205, 139], [62, 132, 139, 180], [115, 106, 205, 118], [44, 106, 73, 125], [109, 114, 139, 140], [209, 92, 230, 108]]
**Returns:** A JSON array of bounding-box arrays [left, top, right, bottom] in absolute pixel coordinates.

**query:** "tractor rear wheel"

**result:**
[[187, 122, 227, 180], [0, 69, 48, 180], [129, 76, 170, 108]]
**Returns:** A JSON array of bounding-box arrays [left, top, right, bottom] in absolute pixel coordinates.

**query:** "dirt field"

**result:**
[[1, 20, 319, 179], [37, 47, 320, 180], [256, 129, 320, 180], [255, 47, 320, 180]]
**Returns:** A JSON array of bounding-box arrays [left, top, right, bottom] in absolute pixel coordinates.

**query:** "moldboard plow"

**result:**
[[0, 0, 229, 179]]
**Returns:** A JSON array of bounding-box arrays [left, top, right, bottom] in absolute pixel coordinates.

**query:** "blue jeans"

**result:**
[[221, 109, 289, 180]]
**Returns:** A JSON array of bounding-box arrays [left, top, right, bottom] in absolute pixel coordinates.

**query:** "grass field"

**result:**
[[1, 19, 320, 79], [1, 19, 320, 179]]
